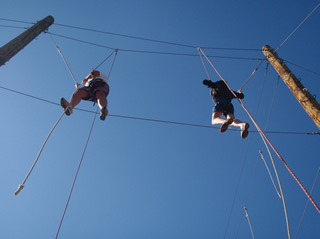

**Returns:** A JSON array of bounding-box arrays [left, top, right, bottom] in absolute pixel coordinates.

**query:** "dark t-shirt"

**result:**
[[207, 80, 244, 102]]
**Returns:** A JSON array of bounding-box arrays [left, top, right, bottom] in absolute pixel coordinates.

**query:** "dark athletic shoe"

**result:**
[[241, 123, 249, 139], [220, 118, 233, 133], [100, 106, 108, 121], [60, 98, 73, 116]]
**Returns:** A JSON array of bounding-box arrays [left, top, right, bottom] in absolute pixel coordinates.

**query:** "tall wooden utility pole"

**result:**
[[0, 15, 54, 67], [262, 45, 320, 129]]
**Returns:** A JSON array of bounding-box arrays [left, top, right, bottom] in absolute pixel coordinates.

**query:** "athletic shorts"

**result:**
[[81, 82, 109, 102], [213, 99, 234, 117]]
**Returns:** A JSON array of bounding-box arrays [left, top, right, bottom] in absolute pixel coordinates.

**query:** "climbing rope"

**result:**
[[94, 49, 118, 72], [14, 111, 65, 196], [294, 167, 320, 239], [259, 150, 281, 198], [55, 107, 99, 239], [243, 206, 255, 239], [259, 142, 291, 239], [198, 47, 320, 214], [53, 45, 117, 238], [276, 3, 320, 51], [47, 33, 78, 85], [235, 69, 280, 239], [239, 60, 264, 91]]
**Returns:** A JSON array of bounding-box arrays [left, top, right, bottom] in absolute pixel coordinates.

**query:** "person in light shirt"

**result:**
[[60, 70, 109, 120]]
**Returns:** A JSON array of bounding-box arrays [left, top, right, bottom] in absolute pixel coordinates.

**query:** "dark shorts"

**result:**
[[213, 99, 234, 117], [81, 82, 109, 102]]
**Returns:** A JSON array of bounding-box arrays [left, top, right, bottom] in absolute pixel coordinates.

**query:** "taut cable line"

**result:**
[[198, 47, 320, 214], [47, 33, 78, 85], [55, 107, 99, 239], [0, 85, 318, 136], [276, 3, 320, 51]]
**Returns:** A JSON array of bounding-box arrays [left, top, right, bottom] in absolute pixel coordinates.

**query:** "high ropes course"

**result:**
[[1, 4, 320, 238]]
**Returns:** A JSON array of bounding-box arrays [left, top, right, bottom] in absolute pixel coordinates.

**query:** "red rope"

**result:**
[[198, 47, 320, 214]]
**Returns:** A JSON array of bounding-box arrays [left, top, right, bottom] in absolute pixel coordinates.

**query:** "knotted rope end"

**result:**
[[14, 184, 24, 196]]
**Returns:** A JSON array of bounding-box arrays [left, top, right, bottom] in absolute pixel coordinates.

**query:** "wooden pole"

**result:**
[[0, 15, 54, 67], [262, 45, 320, 129]]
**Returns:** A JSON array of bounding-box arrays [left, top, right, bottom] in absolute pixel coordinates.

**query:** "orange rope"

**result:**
[[198, 47, 320, 214]]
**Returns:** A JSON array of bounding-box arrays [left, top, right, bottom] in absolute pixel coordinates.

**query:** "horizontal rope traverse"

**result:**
[[0, 85, 317, 136], [46, 32, 264, 61], [0, 17, 261, 51]]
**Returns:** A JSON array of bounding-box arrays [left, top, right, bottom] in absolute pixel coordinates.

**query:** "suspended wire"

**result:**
[[239, 61, 265, 91], [197, 47, 212, 81], [55, 107, 99, 239], [276, 3, 320, 51], [200, 47, 260, 51], [94, 49, 117, 71], [198, 47, 320, 214], [54, 22, 261, 51], [14, 111, 65, 196], [294, 167, 320, 239], [0, 17, 34, 24], [264, 76, 280, 129], [0, 25, 28, 30], [284, 59, 320, 77], [259, 138, 291, 239], [54, 22, 197, 49], [47, 33, 78, 85], [0, 17, 263, 52], [259, 150, 281, 198], [46, 32, 115, 50], [222, 142, 251, 239], [0, 85, 318, 136], [243, 206, 255, 239], [233, 61, 269, 239], [3, 25, 314, 75], [235, 73, 281, 239], [47, 32, 264, 61], [105, 50, 118, 78], [221, 51, 268, 239]]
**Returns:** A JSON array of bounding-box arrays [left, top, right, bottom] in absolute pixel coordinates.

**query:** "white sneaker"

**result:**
[[60, 98, 73, 116], [240, 123, 249, 139]]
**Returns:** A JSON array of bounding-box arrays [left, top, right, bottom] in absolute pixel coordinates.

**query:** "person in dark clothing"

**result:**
[[203, 79, 249, 138]]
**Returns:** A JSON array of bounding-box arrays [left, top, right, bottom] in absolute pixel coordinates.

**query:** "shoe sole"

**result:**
[[100, 108, 108, 121], [220, 118, 233, 133], [60, 98, 72, 116], [241, 123, 250, 139]]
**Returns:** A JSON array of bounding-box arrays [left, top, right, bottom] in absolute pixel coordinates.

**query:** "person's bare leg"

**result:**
[[212, 112, 234, 133], [228, 114, 249, 138], [95, 90, 108, 120], [219, 113, 234, 132], [212, 111, 225, 125], [70, 89, 89, 108], [95, 90, 107, 109]]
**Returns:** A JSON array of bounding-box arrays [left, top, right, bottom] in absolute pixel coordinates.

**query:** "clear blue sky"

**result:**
[[1, 1, 320, 239]]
